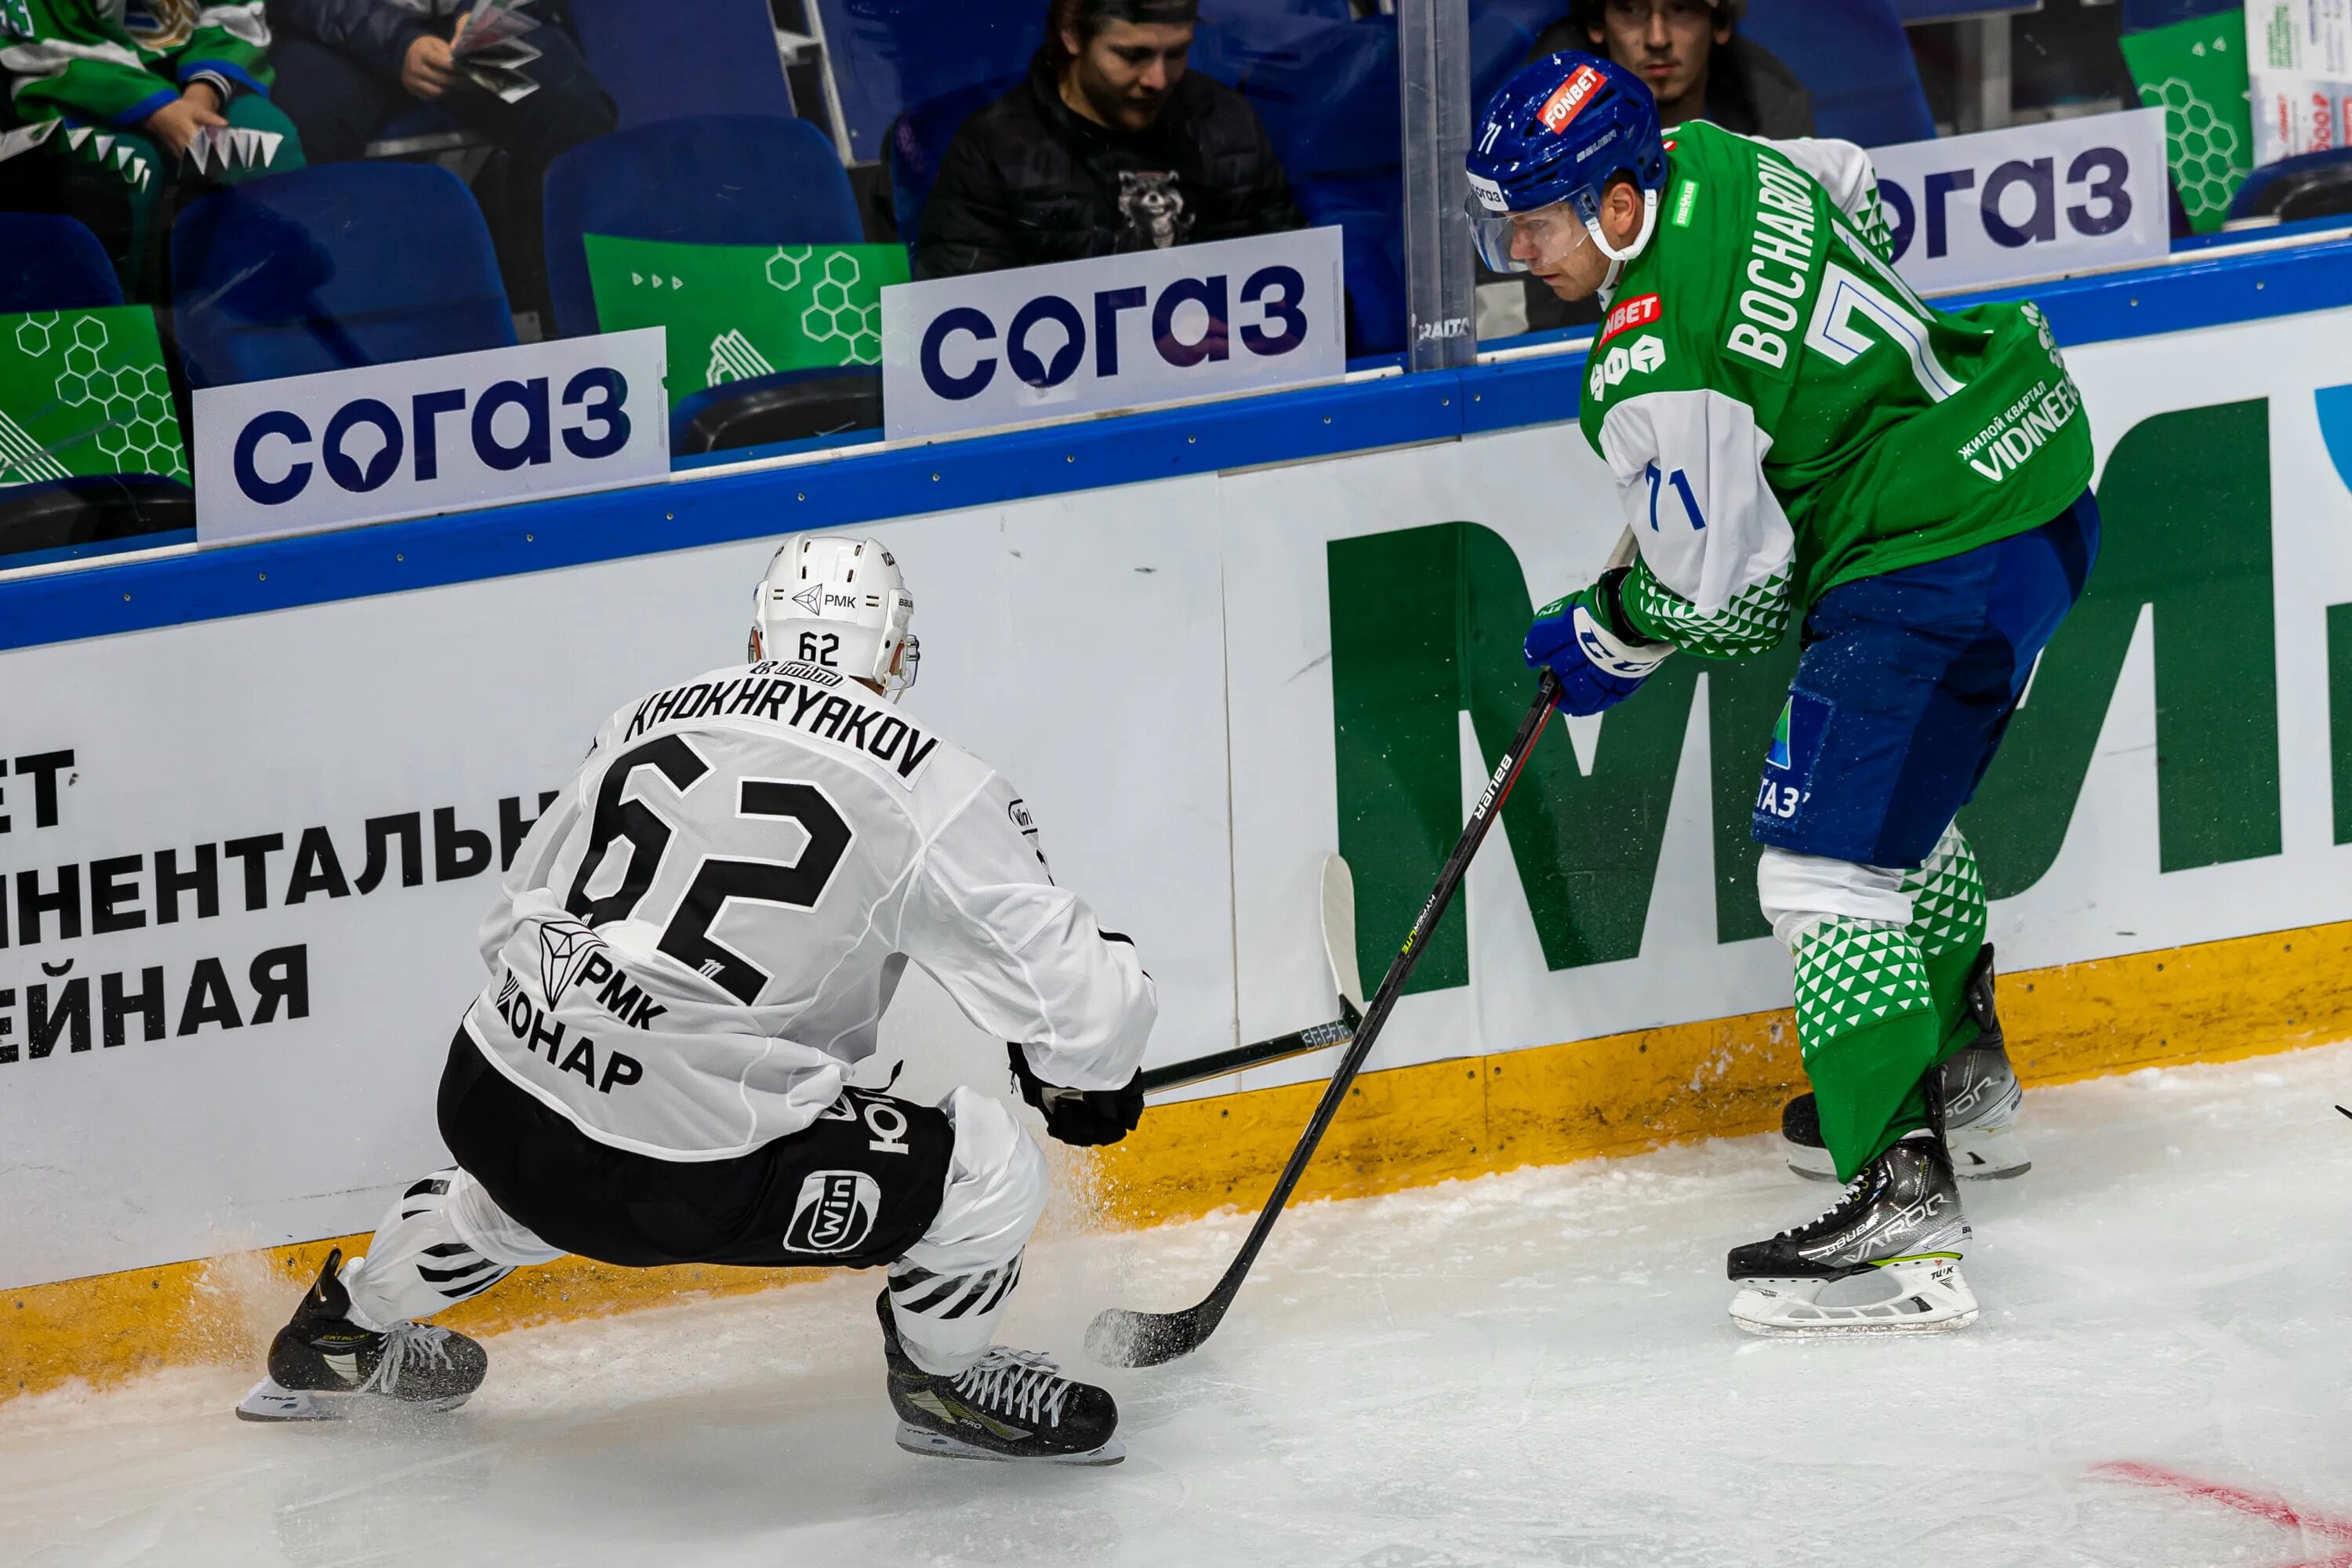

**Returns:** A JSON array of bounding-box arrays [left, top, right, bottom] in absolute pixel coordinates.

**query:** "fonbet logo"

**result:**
[[786, 1170, 881, 1254], [1539, 65, 1605, 134], [1598, 292, 1663, 347]]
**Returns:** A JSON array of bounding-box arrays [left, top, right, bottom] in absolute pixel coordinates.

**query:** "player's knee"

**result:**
[[1755, 848, 1912, 950], [920, 1087, 1047, 1262]]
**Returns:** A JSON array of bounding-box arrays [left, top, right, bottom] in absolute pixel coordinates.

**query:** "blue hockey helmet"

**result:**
[[1465, 53, 1669, 273]]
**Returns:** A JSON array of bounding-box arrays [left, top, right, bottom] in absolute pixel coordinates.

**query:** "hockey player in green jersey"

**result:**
[[1468, 53, 2099, 1333]]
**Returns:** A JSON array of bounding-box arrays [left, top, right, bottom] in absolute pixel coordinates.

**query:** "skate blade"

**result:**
[[1948, 1124, 2031, 1180], [894, 1422, 1125, 1467], [1730, 1257, 1979, 1337], [234, 1377, 470, 1423]]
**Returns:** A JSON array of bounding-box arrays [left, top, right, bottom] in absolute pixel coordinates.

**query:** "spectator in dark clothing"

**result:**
[[914, 0, 1301, 280], [1494, 0, 1811, 339], [1528, 0, 1812, 139], [262, 0, 614, 321]]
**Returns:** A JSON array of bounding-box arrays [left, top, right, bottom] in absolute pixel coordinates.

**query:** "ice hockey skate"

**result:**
[[1783, 948, 2029, 1181], [878, 1291, 1123, 1466], [234, 1250, 489, 1421], [1728, 1132, 1977, 1335]]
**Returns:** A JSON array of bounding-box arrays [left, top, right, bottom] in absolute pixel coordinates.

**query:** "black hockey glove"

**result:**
[[1007, 1044, 1144, 1148]]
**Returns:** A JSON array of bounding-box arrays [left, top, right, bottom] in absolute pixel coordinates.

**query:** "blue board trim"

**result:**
[[8, 233, 2352, 654]]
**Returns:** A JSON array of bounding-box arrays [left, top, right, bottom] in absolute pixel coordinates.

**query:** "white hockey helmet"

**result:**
[[749, 535, 919, 696]]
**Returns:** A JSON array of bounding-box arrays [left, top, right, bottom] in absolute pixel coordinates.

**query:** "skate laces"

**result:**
[[952, 1348, 1074, 1428], [358, 1323, 459, 1396], [1775, 1167, 1875, 1240]]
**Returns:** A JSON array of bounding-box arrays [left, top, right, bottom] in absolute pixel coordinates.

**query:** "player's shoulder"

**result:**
[[592, 659, 988, 800]]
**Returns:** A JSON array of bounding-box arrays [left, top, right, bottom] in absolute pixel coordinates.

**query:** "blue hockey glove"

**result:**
[[1524, 569, 1674, 717]]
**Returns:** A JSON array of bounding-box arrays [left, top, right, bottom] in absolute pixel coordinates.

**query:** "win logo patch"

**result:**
[[1767, 699, 1793, 771], [786, 1171, 881, 1254]]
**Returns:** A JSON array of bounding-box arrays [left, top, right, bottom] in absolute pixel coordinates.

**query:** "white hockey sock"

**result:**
[[341, 1167, 564, 1331], [887, 1087, 1046, 1375]]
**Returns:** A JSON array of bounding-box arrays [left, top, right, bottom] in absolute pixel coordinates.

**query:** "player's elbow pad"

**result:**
[[1621, 558, 1791, 659], [1025, 963, 1156, 1092]]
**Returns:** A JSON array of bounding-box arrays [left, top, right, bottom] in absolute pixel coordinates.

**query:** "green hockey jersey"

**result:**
[[1, 0, 271, 129], [1577, 122, 2093, 659]]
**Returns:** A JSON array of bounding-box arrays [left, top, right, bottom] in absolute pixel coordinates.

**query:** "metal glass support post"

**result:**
[[1399, 0, 1475, 370], [1955, 14, 2013, 136]]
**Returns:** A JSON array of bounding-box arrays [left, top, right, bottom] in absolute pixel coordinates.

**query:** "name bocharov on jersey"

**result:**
[[462, 657, 1156, 1161], [1580, 122, 2095, 658]]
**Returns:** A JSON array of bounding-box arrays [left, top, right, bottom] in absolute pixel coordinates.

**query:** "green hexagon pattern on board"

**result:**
[[0, 307, 187, 486]]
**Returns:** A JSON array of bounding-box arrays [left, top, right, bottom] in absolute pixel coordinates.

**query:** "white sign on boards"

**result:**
[[1867, 108, 2170, 295], [879, 227, 1345, 442], [2247, 0, 2352, 165], [193, 328, 669, 545]]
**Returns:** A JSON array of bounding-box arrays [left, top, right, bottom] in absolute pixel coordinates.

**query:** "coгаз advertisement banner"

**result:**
[[191, 328, 669, 546], [4, 306, 2350, 1294], [879, 227, 1345, 441]]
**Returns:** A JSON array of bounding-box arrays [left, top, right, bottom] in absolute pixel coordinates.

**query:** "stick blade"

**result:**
[[1319, 854, 1365, 1014], [1085, 1305, 1207, 1369]]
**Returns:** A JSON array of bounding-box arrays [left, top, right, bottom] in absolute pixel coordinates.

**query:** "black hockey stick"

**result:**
[[1135, 999, 1361, 1096], [1087, 670, 1563, 1368], [1138, 855, 1367, 1096]]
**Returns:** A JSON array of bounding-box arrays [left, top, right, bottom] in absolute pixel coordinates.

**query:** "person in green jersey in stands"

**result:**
[[1467, 53, 2099, 1334]]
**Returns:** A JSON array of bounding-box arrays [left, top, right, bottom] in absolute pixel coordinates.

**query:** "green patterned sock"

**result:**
[[1903, 824, 1991, 1068], [1792, 916, 1941, 1181]]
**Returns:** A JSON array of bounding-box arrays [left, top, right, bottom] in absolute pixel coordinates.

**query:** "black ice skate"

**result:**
[[235, 1248, 488, 1421], [1728, 1133, 1977, 1335], [877, 1290, 1123, 1466], [1783, 946, 2029, 1181]]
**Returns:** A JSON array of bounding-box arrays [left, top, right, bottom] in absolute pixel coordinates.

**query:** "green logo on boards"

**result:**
[[583, 236, 911, 411], [1326, 397, 2283, 994], [2120, 13, 2253, 233], [0, 307, 184, 486]]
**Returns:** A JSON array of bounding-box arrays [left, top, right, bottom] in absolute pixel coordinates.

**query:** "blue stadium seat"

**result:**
[[2119, 0, 2240, 30], [568, 0, 797, 129], [1192, 5, 1349, 89], [0, 212, 122, 312], [2227, 146, 2352, 224], [887, 74, 1022, 245], [1243, 13, 1530, 355], [170, 163, 517, 389], [543, 115, 862, 339], [1740, 0, 1935, 148], [810, 0, 1044, 162], [1468, 0, 1568, 49]]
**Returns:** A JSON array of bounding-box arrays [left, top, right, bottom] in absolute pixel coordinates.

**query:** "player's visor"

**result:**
[[1465, 196, 1593, 274]]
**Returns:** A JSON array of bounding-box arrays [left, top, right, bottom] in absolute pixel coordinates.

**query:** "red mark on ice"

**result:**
[[2096, 1461, 2352, 1567]]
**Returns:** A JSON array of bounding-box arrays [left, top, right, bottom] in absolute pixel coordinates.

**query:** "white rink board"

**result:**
[[5, 310, 2352, 1289]]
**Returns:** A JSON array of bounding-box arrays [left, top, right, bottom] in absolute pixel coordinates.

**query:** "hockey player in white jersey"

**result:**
[[237, 537, 1156, 1465]]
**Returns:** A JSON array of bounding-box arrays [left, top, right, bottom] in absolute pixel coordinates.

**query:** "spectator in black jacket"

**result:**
[[915, 0, 1302, 280], [1528, 0, 1812, 139]]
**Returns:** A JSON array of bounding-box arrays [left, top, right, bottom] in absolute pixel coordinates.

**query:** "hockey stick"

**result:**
[[1087, 671, 1563, 1368], [1138, 855, 1367, 1096]]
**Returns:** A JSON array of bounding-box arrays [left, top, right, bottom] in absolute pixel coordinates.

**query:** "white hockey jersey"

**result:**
[[461, 659, 1156, 1160]]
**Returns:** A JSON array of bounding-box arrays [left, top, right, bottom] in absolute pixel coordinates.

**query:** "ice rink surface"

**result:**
[[7, 1043, 2352, 1568]]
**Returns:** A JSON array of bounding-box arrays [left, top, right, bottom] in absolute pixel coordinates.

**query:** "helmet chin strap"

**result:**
[[1582, 185, 1661, 267]]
